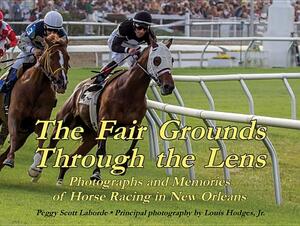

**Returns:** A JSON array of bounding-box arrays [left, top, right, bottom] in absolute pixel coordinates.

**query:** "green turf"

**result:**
[[0, 67, 299, 226]]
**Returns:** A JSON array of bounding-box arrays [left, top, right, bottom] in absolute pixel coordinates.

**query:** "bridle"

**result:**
[[135, 45, 171, 86], [37, 44, 68, 86], [136, 61, 161, 85]]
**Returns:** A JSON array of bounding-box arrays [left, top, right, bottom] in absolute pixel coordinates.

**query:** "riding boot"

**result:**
[[4, 68, 18, 92], [94, 60, 118, 84], [4, 90, 11, 115], [86, 61, 118, 92], [2, 68, 18, 114]]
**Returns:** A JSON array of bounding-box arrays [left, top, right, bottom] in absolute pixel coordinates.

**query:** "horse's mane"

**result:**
[[46, 33, 67, 47], [19, 33, 68, 80], [136, 46, 151, 63], [138, 40, 160, 61]]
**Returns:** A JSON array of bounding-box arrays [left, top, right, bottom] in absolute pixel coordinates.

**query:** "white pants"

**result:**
[[108, 29, 136, 66], [11, 51, 36, 70]]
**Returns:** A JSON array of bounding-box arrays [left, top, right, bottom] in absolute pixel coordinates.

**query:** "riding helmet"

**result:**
[[133, 11, 152, 29], [44, 11, 63, 30]]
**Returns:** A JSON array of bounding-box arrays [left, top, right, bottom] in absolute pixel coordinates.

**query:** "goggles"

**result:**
[[45, 26, 60, 33], [133, 23, 149, 30]]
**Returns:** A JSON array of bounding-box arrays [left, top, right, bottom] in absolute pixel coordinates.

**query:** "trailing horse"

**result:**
[[0, 33, 70, 170], [29, 37, 174, 184]]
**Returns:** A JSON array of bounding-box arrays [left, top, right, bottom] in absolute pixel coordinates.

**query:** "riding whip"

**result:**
[[90, 47, 141, 79], [0, 54, 34, 64], [0, 62, 13, 72]]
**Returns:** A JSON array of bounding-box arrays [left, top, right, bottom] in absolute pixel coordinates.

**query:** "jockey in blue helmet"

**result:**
[[0, 11, 68, 113]]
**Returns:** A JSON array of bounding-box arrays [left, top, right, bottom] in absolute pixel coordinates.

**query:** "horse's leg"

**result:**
[[0, 145, 10, 171], [119, 129, 139, 175], [57, 132, 96, 185], [90, 119, 108, 181], [90, 139, 107, 181], [27, 122, 51, 180], [0, 119, 8, 147], [48, 105, 77, 150], [28, 111, 76, 180], [121, 141, 139, 175], [29, 94, 77, 175], [0, 119, 3, 145], [3, 130, 31, 168]]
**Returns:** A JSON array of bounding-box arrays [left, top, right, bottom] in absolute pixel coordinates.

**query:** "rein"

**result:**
[[37, 44, 67, 84], [136, 62, 161, 85], [134, 45, 171, 86]]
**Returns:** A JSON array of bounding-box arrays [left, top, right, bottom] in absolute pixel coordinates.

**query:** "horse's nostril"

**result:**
[[164, 84, 170, 90], [164, 84, 174, 91]]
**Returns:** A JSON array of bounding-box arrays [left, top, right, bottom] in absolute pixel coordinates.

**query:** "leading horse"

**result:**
[[0, 33, 70, 170], [29, 37, 174, 184]]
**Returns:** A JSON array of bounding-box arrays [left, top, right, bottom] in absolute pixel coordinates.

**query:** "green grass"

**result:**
[[0, 67, 299, 226]]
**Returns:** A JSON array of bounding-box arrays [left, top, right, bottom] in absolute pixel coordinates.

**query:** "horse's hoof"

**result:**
[[3, 159, 14, 168], [114, 170, 127, 176], [114, 165, 127, 176], [31, 174, 41, 183], [28, 167, 42, 183], [28, 166, 42, 178], [56, 179, 63, 186], [90, 172, 101, 181]]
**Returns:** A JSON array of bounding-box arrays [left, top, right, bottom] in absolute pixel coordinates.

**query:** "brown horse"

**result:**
[[29, 37, 174, 184], [0, 33, 70, 170]]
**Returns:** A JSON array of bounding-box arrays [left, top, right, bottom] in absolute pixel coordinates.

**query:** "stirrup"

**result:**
[[94, 73, 106, 84], [4, 106, 9, 115], [86, 83, 103, 93]]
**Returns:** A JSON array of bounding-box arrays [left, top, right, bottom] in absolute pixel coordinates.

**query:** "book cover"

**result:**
[[1, 66, 299, 226]]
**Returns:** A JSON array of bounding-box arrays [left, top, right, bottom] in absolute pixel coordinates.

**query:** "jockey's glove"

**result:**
[[34, 49, 43, 58], [128, 48, 140, 56]]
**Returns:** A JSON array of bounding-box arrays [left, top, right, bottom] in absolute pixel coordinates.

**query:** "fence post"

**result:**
[[184, 12, 190, 37]]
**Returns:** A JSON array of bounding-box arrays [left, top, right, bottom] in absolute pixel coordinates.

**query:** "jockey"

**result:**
[[89, 11, 156, 90], [0, 11, 18, 59], [0, 11, 67, 113]]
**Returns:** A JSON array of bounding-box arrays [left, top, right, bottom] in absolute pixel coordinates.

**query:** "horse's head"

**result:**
[[40, 33, 70, 94], [146, 38, 174, 95]]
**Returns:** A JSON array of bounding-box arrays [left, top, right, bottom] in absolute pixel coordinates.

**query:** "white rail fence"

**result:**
[[8, 19, 300, 37], [6, 36, 300, 68], [146, 73, 300, 205], [173, 73, 300, 119], [66, 36, 300, 67]]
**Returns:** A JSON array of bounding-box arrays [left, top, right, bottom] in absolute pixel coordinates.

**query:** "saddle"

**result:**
[[0, 62, 36, 113], [79, 69, 127, 131], [0, 62, 35, 81]]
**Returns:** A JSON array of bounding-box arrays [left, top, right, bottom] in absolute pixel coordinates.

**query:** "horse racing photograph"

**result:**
[[0, 1, 299, 226]]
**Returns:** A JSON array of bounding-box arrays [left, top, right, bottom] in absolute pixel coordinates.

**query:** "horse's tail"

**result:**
[[55, 88, 78, 128], [58, 78, 90, 119], [65, 78, 89, 100]]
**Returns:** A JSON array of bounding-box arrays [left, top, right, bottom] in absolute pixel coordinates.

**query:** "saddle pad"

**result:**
[[79, 69, 128, 132], [106, 69, 127, 84]]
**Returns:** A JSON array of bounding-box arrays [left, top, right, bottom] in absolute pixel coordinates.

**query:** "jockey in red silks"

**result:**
[[0, 10, 18, 59]]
